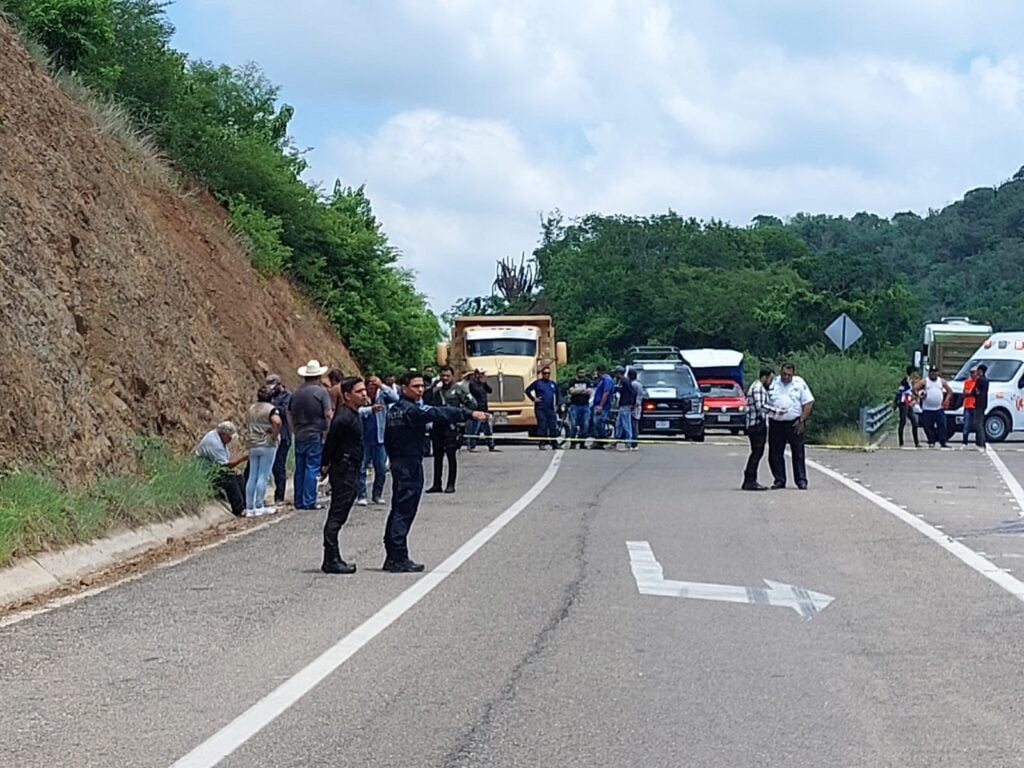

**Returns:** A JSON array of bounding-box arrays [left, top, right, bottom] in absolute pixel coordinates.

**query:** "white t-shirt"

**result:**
[[920, 377, 946, 411], [769, 376, 815, 421]]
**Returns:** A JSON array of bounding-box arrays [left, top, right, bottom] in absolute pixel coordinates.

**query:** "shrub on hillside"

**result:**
[[227, 194, 291, 277]]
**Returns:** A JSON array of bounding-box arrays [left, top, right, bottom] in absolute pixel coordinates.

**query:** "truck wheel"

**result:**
[[985, 411, 1011, 443], [692, 431, 706, 443]]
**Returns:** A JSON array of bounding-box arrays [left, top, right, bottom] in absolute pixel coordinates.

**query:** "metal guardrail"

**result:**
[[859, 402, 894, 436]]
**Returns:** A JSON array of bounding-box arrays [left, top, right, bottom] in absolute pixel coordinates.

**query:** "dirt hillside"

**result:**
[[0, 21, 358, 482]]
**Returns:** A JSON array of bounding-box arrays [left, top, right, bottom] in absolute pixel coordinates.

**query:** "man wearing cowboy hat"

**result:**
[[289, 359, 334, 510]]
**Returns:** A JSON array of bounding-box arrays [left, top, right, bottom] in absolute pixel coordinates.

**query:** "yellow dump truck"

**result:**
[[437, 315, 567, 432]]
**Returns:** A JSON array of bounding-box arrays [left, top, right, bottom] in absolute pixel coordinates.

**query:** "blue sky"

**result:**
[[166, 1, 1024, 313]]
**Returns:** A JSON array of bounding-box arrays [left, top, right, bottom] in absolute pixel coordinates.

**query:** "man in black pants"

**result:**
[[742, 368, 780, 490], [974, 364, 990, 448], [424, 365, 476, 493], [319, 377, 370, 574], [767, 362, 815, 490], [383, 372, 487, 572]]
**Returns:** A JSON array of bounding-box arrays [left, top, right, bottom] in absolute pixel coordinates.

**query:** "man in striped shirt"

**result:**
[[742, 367, 781, 491]]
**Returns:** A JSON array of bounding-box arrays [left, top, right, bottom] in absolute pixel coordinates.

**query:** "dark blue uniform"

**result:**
[[384, 397, 475, 565], [525, 378, 560, 449]]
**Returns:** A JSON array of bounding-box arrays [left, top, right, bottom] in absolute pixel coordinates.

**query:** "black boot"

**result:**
[[321, 547, 356, 575]]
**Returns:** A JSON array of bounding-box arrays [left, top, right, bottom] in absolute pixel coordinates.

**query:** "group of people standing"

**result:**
[[195, 361, 489, 576], [895, 364, 989, 449], [559, 365, 642, 449], [741, 362, 816, 491]]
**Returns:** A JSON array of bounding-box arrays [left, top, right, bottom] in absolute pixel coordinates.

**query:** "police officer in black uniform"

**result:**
[[319, 376, 370, 574], [383, 371, 487, 572]]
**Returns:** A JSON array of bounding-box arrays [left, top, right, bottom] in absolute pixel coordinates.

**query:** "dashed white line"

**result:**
[[986, 447, 1024, 518], [807, 458, 1024, 603]]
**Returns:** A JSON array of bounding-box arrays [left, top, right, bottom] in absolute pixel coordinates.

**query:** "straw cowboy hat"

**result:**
[[297, 359, 329, 377]]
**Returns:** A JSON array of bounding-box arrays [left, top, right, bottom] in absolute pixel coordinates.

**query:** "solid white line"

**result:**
[[170, 451, 564, 768], [806, 458, 1024, 602], [986, 447, 1024, 518]]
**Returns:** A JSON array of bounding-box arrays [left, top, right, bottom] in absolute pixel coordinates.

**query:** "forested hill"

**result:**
[[517, 168, 1024, 364]]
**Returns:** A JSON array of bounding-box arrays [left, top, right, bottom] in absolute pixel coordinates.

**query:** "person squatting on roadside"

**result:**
[[319, 377, 370, 574], [424, 365, 477, 492], [194, 421, 247, 516], [742, 367, 783, 491], [894, 365, 921, 448], [243, 385, 283, 516], [357, 375, 398, 505], [566, 367, 593, 449], [768, 362, 814, 490], [525, 365, 560, 449], [590, 365, 615, 449], [383, 372, 487, 572], [466, 368, 498, 452], [914, 366, 952, 448], [264, 374, 293, 504]]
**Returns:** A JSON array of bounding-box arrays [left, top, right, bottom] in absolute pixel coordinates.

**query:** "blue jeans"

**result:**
[[245, 444, 277, 510], [569, 404, 591, 446], [962, 409, 974, 445], [466, 418, 495, 449], [591, 408, 609, 444], [294, 438, 323, 508], [359, 441, 388, 500], [535, 408, 559, 448], [614, 407, 634, 446]]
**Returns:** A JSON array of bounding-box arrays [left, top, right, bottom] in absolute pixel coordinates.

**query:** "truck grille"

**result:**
[[488, 375, 525, 403]]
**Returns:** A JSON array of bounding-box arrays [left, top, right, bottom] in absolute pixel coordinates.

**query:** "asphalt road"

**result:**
[[5, 440, 1024, 766]]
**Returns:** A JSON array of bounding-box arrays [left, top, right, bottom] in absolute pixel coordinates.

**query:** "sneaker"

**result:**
[[242, 508, 256, 518], [372, 496, 385, 505], [254, 506, 277, 516], [356, 497, 369, 506]]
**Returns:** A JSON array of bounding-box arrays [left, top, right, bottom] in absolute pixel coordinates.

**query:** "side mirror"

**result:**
[[913, 350, 922, 369], [436, 343, 448, 366]]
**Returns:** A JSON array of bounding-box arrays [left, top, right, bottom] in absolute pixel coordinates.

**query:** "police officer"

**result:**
[[319, 376, 370, 574], [383, 371, 487, 572], [424, 365, 476, 493]]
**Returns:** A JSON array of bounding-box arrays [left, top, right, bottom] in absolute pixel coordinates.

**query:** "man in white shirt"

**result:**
[[768, 362, 815, 490]]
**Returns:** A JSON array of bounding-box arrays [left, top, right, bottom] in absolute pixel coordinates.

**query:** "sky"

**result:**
[[167, 1, 1024, 313]]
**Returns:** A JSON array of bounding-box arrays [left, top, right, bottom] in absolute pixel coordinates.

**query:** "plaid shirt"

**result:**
[[746, 379, 779, 429]]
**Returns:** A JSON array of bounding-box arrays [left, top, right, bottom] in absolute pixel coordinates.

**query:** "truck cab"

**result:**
[[947, 332, 1024, 442], [626, 347, 705, 441], [917, 317, 993, 379]]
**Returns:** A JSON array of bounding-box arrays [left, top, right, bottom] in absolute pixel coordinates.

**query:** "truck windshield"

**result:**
[[954, 359, 1023, 383], [636, 367, 697, 392], [466, 339, 537, 357]]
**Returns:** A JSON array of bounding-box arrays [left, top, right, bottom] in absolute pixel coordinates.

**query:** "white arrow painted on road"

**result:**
[[627, 541, 834, 621]]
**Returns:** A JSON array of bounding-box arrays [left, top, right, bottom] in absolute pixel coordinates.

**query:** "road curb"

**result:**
[[0, 503, 234, 611]]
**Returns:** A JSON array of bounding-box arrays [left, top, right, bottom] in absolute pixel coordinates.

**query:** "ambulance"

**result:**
[[946, 332, 1024, 442]]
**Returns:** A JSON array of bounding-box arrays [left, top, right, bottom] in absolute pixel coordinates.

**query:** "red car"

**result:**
[[699, 378, 746, 434]]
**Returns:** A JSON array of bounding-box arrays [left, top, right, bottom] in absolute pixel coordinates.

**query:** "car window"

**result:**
[[699, 383, 742, 397]]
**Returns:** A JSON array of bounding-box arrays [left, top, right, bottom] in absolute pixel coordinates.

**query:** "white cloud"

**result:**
[[171, 0, 1024, 312]]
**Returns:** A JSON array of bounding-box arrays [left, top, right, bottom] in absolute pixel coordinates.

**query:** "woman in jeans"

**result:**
[[244, 384, 283, 516]]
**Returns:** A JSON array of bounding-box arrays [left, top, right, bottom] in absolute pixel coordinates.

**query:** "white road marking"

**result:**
[[626, 541, 834, 621], [0, 511, 295, 629], [807, 458, 1024, 602], [170, 451, 564, 768], [986, 447, 1024, 518]]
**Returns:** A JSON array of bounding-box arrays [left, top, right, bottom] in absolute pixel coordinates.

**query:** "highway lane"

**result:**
[[5, 443, 1024, 766]]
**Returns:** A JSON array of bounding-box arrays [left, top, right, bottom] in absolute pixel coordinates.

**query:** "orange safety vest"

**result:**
[[963, 377, 977, 410]]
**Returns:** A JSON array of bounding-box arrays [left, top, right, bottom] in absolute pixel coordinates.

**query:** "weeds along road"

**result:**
[[4, 440, 1024, 767]]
